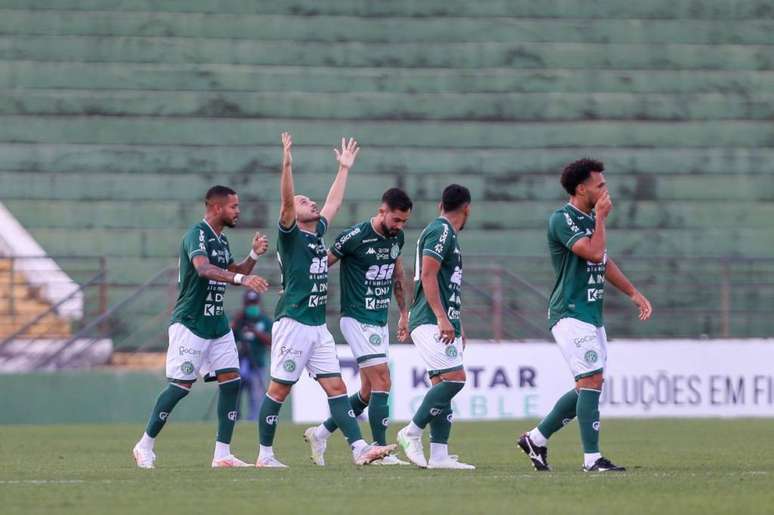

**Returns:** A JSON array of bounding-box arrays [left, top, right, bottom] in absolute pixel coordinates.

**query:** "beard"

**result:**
[[380, 221, 400, 237], [224, 217, 238, 228]]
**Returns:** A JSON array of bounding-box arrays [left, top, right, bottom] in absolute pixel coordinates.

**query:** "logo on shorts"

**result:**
[[369, 334, 382, 346], [180, 361, 195, 375], [227, 411, 238, 422], [592, 421, 600, 431], [159, 412, 169, 421], [265, 415, 279, 425], [445, 345, 458, 358], [381, 417, 390, 427], [429, 408, 442, 416], [283, 360, 296, 372], [584, 350, 598, 364]]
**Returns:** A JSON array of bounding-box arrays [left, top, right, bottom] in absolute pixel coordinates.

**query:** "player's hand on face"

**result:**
[[252, 232, 269, 257], [437, 317, 455, 344], [333, 137, 359, 169], [281, 132, 293, 164], [243, 275, 269, 293], [631, 290, 652, 321], [595, 191, 613, 219], [397, 313, 409, 342]]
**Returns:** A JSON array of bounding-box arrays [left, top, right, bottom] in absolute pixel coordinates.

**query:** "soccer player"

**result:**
[[256, 133, 396, 468], [304, 188, 414, 466], [517, 158, 653, 473], [132, 185, 271, 469], [397, 184, 475, 470]]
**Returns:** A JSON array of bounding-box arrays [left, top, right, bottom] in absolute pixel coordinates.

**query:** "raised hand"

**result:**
[[333, 137, 359, 170], [281, 132, 293, 166], [243, 274, 270, 294], [251, 232, 269, 257], [595, 191, 613, 219]]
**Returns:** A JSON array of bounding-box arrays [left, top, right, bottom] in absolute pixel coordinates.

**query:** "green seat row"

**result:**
[[3, 36, 773, 70], [5, 90, 774, 122], [5, 62, 774, 95], [1, 0, 771, 20], [2, 11, 773, 45], [2, 143, 772, 177]]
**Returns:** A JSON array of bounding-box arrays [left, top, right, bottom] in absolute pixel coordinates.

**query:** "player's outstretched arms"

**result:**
[[570, 191, 611, 263], [320, 137, 359, 224], [192, 255, 269, 293], [279, 132, 296, 229], [606, 258, 653, 321], [229, 232, 269, 274]]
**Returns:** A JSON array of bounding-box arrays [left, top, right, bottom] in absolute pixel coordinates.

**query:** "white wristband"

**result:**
[[249, 249, 259, 260], [233, 273, 244, 285]]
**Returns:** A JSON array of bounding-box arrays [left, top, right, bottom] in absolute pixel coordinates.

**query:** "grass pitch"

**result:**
[[1, 419, 772, 515]]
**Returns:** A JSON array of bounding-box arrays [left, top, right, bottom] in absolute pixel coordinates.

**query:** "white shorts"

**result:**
[[270, 317, 341, 384], [551, 317, 607, 381], [166, 323, 239, 382], [340, 316, 389, 368], [410, 324, 464, 377]]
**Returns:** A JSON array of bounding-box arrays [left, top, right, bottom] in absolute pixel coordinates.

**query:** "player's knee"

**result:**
[[441, 369, 467, 383], [267, 380, 292, 402], [217, 371, 240, 383], [171, 380, 194, 392], [366, 364, 391, 391], [577, 373, 604, 391]]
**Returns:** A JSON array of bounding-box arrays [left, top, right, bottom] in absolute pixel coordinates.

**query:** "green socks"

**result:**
[[577, 388, 602, 453], [412, 380, 465, 429], [145, 383, 189, 437], [537, 388, 578, 439], [328, 394, 364, 446], [368, 392, 390, 446], [216, 378, 240, 444], [258, 394, 283, 447], [322, 392, 368, 433], [429, 405, 453, 444]]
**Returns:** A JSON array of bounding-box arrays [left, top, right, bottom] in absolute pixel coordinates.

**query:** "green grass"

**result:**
[[1, 420, 772, 515]]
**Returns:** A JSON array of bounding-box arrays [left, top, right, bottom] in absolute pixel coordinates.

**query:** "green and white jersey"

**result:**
[[409, 217, 463, 336], [331, 220, 405, 326], [547, 204, 607, 329], [170, 220, 235, 339], [274, 217, 329, 326]]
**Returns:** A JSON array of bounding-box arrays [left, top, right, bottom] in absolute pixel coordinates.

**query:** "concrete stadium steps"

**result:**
[[3, 117, 774, 148], [18, 227, 774, 259], [2, 0, 773, 19], [2, 144, 773, 176], [6, 62, 774, 95], [8, 200, 774, 231], [3, 37, 773, 70], [3, 171, 774, 202], [2, 11, 774, 45], [5, 90, 774, 121]]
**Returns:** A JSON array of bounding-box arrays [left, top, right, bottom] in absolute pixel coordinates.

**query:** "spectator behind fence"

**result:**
[[232, 290, 272, 420]]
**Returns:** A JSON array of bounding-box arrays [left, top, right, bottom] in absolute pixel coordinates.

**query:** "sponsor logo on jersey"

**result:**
[[366, 247, 377, 255], [334, 226, 361, 252]]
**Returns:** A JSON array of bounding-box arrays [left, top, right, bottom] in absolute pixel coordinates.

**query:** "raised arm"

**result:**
[[228, 232, 269, 274], [192, 255, 269, 293], [279, 132, 296, 229], [393, 256, 411, 341], [606, 257, 653, 321], [320, 137, 359, 224], [420, 256, 455, 344], [570, 192, 611, 263]]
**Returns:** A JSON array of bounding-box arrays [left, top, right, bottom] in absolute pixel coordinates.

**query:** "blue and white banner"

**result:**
[[291, 340, 774, 422]]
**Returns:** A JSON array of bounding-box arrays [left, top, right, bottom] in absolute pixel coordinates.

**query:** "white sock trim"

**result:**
[[578, 388, 602, 393], [584, 452, 602, 468], [327, 393, 348, 400], [265, 393, 284, 404], [218, 376, 241, 385], [405, 421, 423, 436], [259, 445, 274, 458], [314, 424, 332, 440], [214, 441, 231, 460], [528, 428, 548, 447], [138, 433, 155, 449], [430, 443, 449, 462], [169, 382, 191, 391]]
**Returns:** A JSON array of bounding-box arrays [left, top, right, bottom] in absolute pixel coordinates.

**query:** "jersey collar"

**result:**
[[438, 215, 458, 236], [202, 218, 224, 242], [565, 203, 595, 220]]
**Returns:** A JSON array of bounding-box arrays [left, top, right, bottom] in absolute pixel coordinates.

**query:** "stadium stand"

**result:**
[[0, 0, 772, 343]]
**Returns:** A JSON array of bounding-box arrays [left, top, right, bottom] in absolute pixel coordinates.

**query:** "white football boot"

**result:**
[[303, 426, 327, 466], [255, 456, 289, 468], [132, 444, 156, 469], [212, 455, 252, 468], [353, 443, 397, 465], [428, 454, 476, 470], [397, 426, 428, 468]]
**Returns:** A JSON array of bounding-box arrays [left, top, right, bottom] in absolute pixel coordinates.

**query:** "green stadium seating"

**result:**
[[0, 0, 772, 341]]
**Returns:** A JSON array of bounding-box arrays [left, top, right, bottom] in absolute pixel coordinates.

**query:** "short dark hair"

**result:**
[[560, 158, 605, 195], [205, 185, 237, 203], [381, 188, 413, 212], [441, 184, 471, 212]]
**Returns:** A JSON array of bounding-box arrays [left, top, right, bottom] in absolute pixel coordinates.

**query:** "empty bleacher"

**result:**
[[0, 0, 772, 341]]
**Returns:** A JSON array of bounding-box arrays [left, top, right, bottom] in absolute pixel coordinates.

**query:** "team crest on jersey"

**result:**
[[390, 243, 400, 259]]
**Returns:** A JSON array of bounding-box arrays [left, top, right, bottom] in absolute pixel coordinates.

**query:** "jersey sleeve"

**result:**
[[182, 227, 207, 262], [277, 219, 299, 255], [549, 211, 588, 250], [421, 223, 452, 262], [316, 216, 329, 237], [330, 225, 360, 258]]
